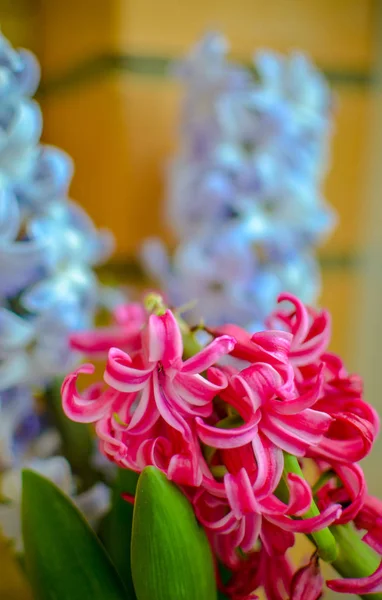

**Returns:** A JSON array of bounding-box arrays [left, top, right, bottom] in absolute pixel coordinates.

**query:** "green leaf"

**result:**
[[101, 468, 139, 597], [131, 466, 217, 600], [22, 469, 129, 600]]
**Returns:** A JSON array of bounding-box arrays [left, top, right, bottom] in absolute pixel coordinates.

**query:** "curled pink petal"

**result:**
[[182, 335, 236, 374], [173, 371, 226, 406], [225, 469, 258, 519], [285, 473, 313, 516], [195, 414, 260, 449], [252, 433, 284, 497], [327, 561, 382, 594], [104, 347, 154, 391], [61, 364, 113, 423], [267, 503, 342, 533]]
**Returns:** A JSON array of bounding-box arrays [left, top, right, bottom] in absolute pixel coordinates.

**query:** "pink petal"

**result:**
[[290, 554, 323, 600], [260, 519, 295, 555], [285, 473, 312, 516], [145, 310, 183, 367], [104, 347, 154, 391], [267, 503, 342, 533], [182, 335, 236, 374], [113, 302, 146, 326], [61, 364, 112, 423], [173, 371, 225, 406], [70, 327, 139, 356], [277, 293, 310, 347], [327, 561, 382, 594], [167, 452, 202, 486], [128, 379, 160, 434], [225, 469, 258, 519], [152, 370, 189, 435], [261, 409, 332, 456], [270, 367, 323, 415], [233, 363, 284, 412], [252, 433, 284, 497], [363, 530, 382, 554], [321, 463, 366, 525], [240, 513, 262, 552], [250, 330, 292, 365], [196, 414, 260, 449]]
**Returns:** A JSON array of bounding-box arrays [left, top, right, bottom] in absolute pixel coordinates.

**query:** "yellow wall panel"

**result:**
[[122, 0, 373, 68], [39, 0, 124, 75], [323, 88, 372, 253], [41, 77, 180, 256], [320, 270, 359, 365]]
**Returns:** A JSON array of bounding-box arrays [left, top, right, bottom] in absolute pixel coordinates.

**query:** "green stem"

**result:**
[[282, 453, 338, 562], [331, 525, 382, 600]]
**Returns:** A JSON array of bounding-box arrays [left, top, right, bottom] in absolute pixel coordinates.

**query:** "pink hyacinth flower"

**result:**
[[103, 309, 236, 430]]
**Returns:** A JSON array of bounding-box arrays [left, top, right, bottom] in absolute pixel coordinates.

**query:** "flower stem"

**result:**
[[282, 452, 338, 562], [331, 524, 382, 600]]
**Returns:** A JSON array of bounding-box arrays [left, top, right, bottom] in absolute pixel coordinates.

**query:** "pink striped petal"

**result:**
[[167, 452, 202, 486], [277, 293, 310, 346], [196, 414, 260, 449], [290, 554, 323, 600], [225, 469, 258, 519], [70, 326, 139, 356], [252, 433, 284, 497], [250, 330, 292, 365], [285, 473, 312, 516], [240, 513, 262, 552], [152, 370, 189, 435], [261, 409, 332, 456], [104, 347, 154, 391], [267, 503, 342, 533], [271, 366, 323, 415], [182, 335, 236, 374], [327, 561, 382, 594], [145, 310, 183, 367], [173, 371, 225, 406], [113, 302, 146, 326], [128, 379, 160, 434], [61, 364, 113, 423], [322, 463, 366, 524]]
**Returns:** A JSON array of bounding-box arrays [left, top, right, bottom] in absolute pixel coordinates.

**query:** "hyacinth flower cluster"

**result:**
[[142, 33, 335, 329], [0, 33, 112, 535], [63, 292, 382, 599]]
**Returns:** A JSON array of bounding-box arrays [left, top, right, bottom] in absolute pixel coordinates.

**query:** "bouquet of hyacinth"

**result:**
[[18, 292, 382, 600], [0, 32, 113, 546], [142, 33, 335, 329]]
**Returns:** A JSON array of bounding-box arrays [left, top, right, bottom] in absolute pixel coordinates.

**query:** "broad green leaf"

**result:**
[[101, 468, 138, 597], [131, 467, 217, 600], [22, 469, 129, 600]]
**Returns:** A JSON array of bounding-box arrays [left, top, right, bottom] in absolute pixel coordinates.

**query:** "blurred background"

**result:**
[[1, 0, 381, 486], [1, 2, 382, 600]]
